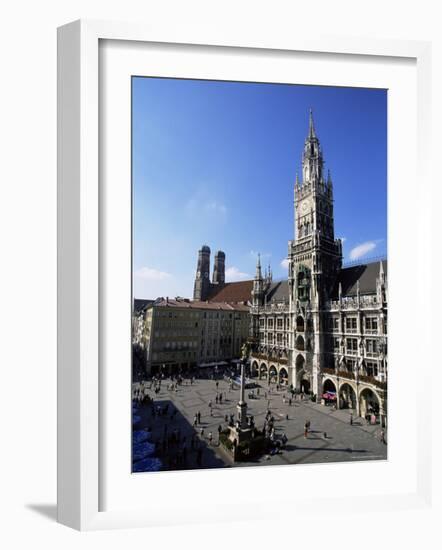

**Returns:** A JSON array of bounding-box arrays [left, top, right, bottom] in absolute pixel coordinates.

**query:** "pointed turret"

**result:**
[[379, 260, 385, 284], [376, 260, 387, 303], [255, 253, 262, 280], [252, 253, 264, 307], [308, 108, 316, 139], [302, 109, 323, 184]]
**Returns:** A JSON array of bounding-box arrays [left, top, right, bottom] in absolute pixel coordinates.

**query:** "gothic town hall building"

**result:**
[[247, 112, 388, 425]]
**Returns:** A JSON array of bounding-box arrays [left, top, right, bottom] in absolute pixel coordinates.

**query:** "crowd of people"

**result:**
[[132, 369, 386, 472]]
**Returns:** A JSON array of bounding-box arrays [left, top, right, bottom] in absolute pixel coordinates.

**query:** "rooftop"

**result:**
[[154, 297, 250, 312], [133, 298, 155, 312], [331, 260, 387, 298], [265, 280, 290, 303], [207, 280, 253, 304]]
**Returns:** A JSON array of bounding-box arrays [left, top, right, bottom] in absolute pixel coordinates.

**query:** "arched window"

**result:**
[[295, 335, 305, 350], [296, 316, 305, 332]]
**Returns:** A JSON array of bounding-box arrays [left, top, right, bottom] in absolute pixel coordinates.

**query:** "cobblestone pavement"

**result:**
[[132, 376, 387, 472]]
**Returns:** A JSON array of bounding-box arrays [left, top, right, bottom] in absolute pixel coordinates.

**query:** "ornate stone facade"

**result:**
[[249, 111, 388, 424]]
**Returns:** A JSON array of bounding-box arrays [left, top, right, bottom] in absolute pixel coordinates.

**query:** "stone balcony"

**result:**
[[328, 295, 383, 311]]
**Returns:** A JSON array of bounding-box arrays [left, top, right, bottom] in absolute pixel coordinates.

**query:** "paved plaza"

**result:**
[[132, 375, 387, 472]]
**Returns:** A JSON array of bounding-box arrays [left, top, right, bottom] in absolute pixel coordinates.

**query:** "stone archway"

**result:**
[[295, 354, 306, 391], [269, 365, 278, 383], [339, 383, 357, 410], [259, 363, 268, 380], [300, 378, 310, 394], [251, 361, 259, 378], [323, 378, 337, 394], [359, 387, 380, 418], [279, 367, 288, 385]]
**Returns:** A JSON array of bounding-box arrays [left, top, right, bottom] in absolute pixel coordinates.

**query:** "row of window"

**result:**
[[333, 359, 382, 378], [153, 340, 199, 351], [260, 332, 288, 345], [259, 318, 290, 329], [154, 309, 248, 321], [151, 350, 198, 361], [154, 329, 199, 338], [333, 337, 383, 355], [329, 316, 385, 333]]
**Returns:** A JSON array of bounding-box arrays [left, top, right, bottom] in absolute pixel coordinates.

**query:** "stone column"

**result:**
[[356, 389, 361, 417], [237, 362, 248, 429]]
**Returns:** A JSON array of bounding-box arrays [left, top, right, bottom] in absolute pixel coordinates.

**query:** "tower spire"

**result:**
[[255, 253, 262, 280], [309, 108, 316, 139], [379, 260, 385, 283], [302, 109, 322, 184]]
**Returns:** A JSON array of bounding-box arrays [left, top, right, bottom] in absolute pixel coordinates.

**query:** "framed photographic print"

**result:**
[[57, 20, 433, 530]]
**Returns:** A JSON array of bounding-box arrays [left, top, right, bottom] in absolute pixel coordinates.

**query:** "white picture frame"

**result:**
[[57, 19, 433, 531]]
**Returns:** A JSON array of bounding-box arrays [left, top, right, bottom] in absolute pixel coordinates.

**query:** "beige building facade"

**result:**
[[140, 298, 250, 376]]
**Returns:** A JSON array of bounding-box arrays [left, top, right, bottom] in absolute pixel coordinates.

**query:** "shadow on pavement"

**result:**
[[133, 399, 227, 472]]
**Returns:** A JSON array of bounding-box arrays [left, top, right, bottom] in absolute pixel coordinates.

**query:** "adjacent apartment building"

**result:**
[[140, 298, 249, 376]]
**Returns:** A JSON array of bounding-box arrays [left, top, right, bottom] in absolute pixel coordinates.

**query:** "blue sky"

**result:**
[[132, 77, 387, 300]]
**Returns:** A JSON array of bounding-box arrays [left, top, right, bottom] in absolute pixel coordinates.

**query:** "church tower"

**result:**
[[193, 245, 211, 301], [288, 111, 343, 395]]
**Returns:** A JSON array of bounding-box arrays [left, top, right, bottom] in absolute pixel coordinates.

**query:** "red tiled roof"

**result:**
[[154, 297, 249, 312], [207, 280, 253, 304]]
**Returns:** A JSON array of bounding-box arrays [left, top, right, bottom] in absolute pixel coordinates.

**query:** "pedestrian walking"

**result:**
[[350, 413, 353, 425], [380, 430, 386, 444], [208, 432, 213, 446], [197, 411, 201, 424], [323, 432, 327, 440], [200, 427, 204, 438]]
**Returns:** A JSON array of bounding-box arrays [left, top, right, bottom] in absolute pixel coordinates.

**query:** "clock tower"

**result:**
[[288, 110, 343, 395]]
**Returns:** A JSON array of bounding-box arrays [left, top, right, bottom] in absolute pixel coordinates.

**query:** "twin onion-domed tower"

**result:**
[[193, 245, 226, 301]]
